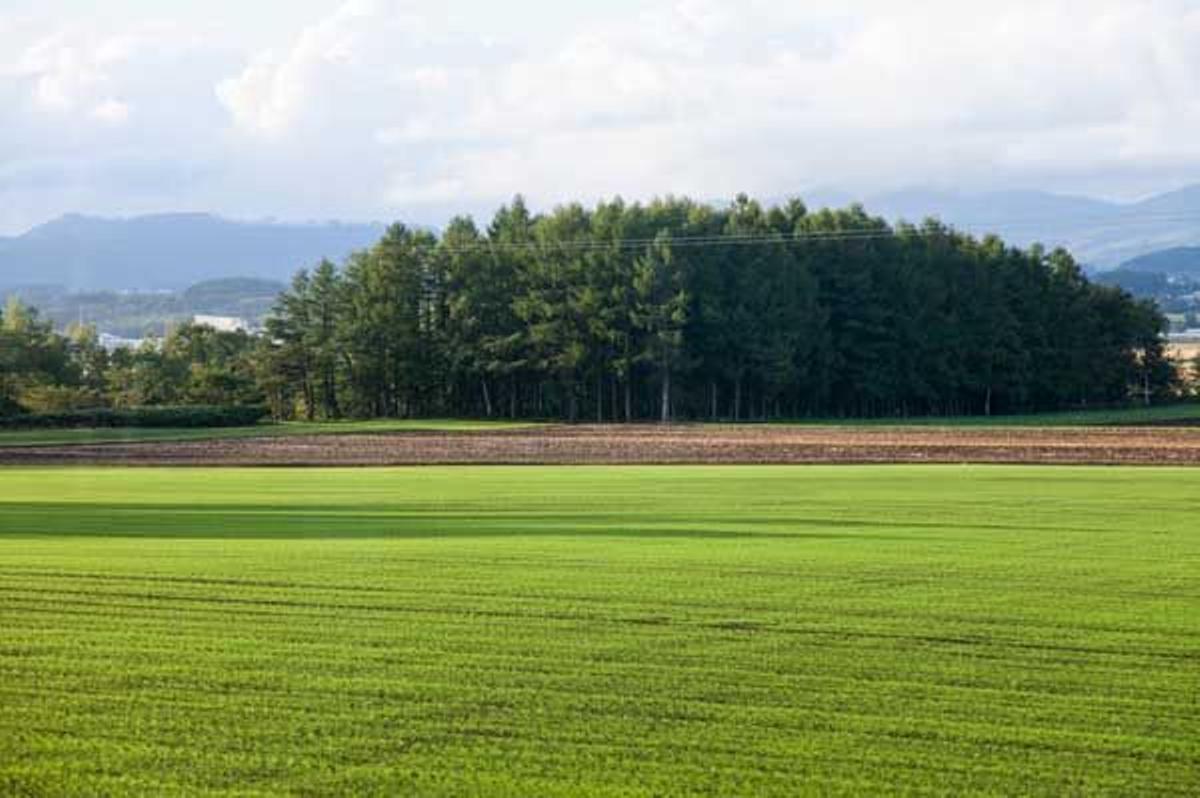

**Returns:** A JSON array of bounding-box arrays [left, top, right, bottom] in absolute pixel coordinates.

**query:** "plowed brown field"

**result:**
[[5, 424, 1200, 466]]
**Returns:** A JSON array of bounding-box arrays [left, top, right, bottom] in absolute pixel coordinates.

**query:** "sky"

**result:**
[[2, 0, 1200, 234]]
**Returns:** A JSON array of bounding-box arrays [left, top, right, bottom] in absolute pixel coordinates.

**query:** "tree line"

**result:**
[[0, 297, 260, 415], [1, 196, 1179, 422], [259, 195, 1176, 421]]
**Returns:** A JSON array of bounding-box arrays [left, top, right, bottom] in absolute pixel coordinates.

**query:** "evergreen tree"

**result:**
[[5, 194, 1176, 422], [632, 233, 689, 422]]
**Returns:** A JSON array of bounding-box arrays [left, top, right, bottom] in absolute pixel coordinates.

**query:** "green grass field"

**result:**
[[2, 403, 1198, 449], [1, 466, 1198, 795], [771, 402, 1200, 427], [0, 418, 536, 448]]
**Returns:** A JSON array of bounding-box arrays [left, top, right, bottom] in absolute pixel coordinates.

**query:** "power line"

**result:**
[[425, 226, 1097, 256], [401, 212, 1200, 256], [855, 207, 1200, 230], [354, 199, 1200, 257]]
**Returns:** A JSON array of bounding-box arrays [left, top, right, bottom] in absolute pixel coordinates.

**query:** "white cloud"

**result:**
[[91, 98, 130, 125], [208, 0, 1200, 213], [10, 30, 135, 117], [215, 0, 407, 136], [16, 34, 102, 112], [383, 173, 465, 204], [6, 0, 1200, 234], [0, 16, 235, 232]]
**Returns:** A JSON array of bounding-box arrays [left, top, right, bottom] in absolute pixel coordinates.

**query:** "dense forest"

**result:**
[[1, 196, 1181, 422]]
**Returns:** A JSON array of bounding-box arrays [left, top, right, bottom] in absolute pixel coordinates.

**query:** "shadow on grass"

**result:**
[[0, 501, 1082, 540], [0, 502, 931, 541]]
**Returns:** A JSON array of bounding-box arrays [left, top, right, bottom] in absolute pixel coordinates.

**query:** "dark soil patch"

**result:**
[[4, 424, 1200, 466]]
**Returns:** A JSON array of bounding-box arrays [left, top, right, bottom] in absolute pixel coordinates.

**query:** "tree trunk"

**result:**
[[734, 375, 743, 422], [325, 374, 340, 419], [660, 368, 671, 423], [984, 386, 992, 417], [596, 370, 603, 422], [481, 377, 493, 418], [624, 379, 632, 423], [710, 380, 718, 421]]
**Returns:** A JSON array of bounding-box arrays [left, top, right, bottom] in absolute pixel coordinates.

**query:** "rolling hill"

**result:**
[[0, 213, 385, 291], [822, 185, 1200, 268], [1119, 246, 1200, 277], [4, 185, 1200, 291]]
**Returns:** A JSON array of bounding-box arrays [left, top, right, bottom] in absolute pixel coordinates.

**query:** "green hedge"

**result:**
[[0, 405, 269, 430]]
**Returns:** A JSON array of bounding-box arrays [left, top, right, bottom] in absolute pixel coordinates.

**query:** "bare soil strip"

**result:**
[[4, 424, 1200, 466]]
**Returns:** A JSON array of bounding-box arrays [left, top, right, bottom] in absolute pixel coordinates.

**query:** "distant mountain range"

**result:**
[[1119, 247, 1200, 277], [0, 213, 385, 291], [804, 185, 1200, 269], [3, 186, 1200, 292]]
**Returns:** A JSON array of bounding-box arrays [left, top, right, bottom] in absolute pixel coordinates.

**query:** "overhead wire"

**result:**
[[377, 202, 1200, 256]]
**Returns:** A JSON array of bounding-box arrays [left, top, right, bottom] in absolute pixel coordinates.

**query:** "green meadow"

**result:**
[[1, 466, 1198, 795], [0, 418, 536, 448], [2, 403, 1199, 448], [777, 402, 1200, 427]]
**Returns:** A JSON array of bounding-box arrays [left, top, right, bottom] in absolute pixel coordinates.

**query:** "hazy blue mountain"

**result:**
[[865, 188, 1114, 226], [1120, 247, 1200, 277], [0, 213, 385, 291], [802, 185, 1200, 268], [1130, 184, 1200, 215], [5, 186, 1200, 289], [1091, 269, 1176, 297]]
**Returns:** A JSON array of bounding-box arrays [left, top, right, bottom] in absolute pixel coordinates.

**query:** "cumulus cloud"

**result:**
[[14, 33, 105, 112], [2, 19, 213, 122], [0, 17, 230, 232], [6, 26, 156, 119], [4, 0, 1200, 233], [215, 0, 435, 136], [208, 0, 1200, 215]]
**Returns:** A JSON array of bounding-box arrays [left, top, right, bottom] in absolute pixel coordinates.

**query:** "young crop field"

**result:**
[[1, 466, 1198, 795]]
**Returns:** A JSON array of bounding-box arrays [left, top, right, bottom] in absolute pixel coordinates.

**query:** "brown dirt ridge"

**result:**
[[5, 424, 1200, 466]]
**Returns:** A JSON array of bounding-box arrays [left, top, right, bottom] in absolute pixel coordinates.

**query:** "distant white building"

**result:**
[[192, 314, 252, 333], [97, 333, 145, 352]]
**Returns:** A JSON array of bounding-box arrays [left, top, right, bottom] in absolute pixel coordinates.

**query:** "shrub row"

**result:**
[[0, 405, 269, 430]]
